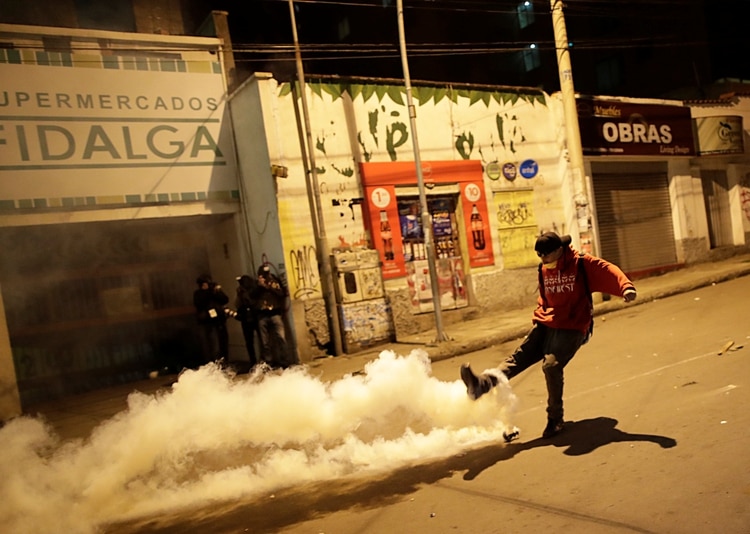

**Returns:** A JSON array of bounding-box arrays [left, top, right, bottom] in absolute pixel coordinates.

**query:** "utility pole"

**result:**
[[288, 0, 343, 355], [550, 0, 597, 255], [397, 0, 449, 342]]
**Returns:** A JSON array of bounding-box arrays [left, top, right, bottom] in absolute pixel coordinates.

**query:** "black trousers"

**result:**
[[500, 323, 585, 421], [240, 320, 259, 366], [198, 322, 229, 364]]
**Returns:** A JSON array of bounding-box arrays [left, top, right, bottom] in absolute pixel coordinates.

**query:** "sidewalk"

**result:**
[[346, 251, 750, 365], [26, 252, 750, 441]]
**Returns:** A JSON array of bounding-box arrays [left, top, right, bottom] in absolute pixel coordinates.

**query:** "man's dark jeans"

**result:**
[[501, 323, 585, 421]]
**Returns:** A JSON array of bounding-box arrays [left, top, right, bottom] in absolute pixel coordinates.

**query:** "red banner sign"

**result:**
[[360, 160, 494, 278]]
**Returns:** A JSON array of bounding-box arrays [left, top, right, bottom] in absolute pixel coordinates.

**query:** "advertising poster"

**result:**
[[493, 189, 539, 268], [459, 182, 494, 267], [364, 184, 404, 277]]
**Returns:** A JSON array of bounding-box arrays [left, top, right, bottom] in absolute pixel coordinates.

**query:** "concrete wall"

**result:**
[[229, 75, 566, 345], [669, 161, 710, 264]]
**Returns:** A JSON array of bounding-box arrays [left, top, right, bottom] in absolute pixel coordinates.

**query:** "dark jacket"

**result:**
[[252, 266, 287, 316], [193, 277, 230, 325], [534, 246, 635, 334], [235, 274, 259, 324]]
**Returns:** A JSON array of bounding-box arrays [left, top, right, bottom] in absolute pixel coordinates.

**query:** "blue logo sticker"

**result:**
[[519, 159, 538, 179]]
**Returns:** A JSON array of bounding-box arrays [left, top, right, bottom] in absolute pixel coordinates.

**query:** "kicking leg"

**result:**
[[460, 324, 546, 400]]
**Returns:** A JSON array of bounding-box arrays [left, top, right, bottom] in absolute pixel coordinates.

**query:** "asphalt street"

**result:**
[[110, 275, 750, 534]]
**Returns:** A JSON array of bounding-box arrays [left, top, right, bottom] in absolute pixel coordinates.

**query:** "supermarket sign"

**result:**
[[0, 60, 237, 203]]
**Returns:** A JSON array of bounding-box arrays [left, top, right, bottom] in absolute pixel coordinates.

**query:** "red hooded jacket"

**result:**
[[533, 246, 635, 334]]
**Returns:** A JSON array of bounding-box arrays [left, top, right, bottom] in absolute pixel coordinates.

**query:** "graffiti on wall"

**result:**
[[288, 244, 320, 299], [473, 113, 527, 168], [455, 113, 528, 163], [280, 80, 544, 166], [497, 201, 531, 227], [354, 106, 410, 162], [494, 189, 539, 269], [277, 80, 550, 282], [340, 298, 394, 351]]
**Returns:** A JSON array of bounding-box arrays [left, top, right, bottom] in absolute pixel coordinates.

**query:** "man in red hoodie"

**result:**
[[460, 232, 637, 439]]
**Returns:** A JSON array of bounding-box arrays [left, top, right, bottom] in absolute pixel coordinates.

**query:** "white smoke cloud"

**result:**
[[0, 349, 517, 533]]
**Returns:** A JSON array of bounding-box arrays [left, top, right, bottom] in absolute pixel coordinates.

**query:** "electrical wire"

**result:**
[[0, 0, 724, 68]]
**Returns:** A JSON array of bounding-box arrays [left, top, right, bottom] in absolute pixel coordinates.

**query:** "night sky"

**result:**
[[192, 0, 750, 98]]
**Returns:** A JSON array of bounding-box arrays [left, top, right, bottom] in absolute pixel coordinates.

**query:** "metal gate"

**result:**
[[592, 171, 678, 274], [0, 216, 219, 406]]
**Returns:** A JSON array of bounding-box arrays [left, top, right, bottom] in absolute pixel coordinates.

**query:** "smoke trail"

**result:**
[[0, 350, 517, 533]]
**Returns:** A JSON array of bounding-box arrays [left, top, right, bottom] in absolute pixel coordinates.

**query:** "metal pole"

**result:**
[[288, 0, 343, 355], [397, 0, 449, 342], [550, 0, 597, 255]]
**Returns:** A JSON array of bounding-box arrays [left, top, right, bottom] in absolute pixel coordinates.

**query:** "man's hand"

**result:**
[[623, 288, 637, 302]]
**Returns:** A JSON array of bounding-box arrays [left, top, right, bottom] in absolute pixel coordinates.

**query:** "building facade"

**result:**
[[2, 19, 749, 419], [0, 23, 249, 415], [228, 73, 750, 363]]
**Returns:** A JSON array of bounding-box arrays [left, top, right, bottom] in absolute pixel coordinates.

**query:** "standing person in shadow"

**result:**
[[193, 273, 230, 365], [252, 264, 297, 369], [234, 274, 260, 369]]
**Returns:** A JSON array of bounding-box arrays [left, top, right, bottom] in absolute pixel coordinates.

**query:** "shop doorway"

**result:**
[[0, 216, 229, 406], [397, 195, 468, 313], [701, 170, 733, 248]]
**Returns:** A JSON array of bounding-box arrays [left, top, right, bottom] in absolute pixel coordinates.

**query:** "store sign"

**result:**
[[519, 159, 538, 179], [0, 61, 237, 204], [501, 162, 517, 181], [695, 115, 744, 155], [577, 98, 695, 156], [485, 161, 501, 180]]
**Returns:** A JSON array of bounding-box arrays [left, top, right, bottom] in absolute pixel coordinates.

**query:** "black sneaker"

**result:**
[[460, 363, 495, 400], [542, 418, 565, 439], [503, 427, 520, 443]]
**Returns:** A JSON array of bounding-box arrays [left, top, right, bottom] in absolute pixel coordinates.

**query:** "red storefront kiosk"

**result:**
[[359, 160, 493, 312]]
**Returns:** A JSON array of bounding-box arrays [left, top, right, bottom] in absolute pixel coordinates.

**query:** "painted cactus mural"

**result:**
[[270, 78, 557, 299]]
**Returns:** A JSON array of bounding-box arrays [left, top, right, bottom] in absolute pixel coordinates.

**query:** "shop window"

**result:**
[[398, 196, 461, 262], [398, 195, 468, 312]]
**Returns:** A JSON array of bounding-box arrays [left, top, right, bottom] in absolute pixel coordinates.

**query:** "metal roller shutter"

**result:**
[[593, 172, 677, 274]]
